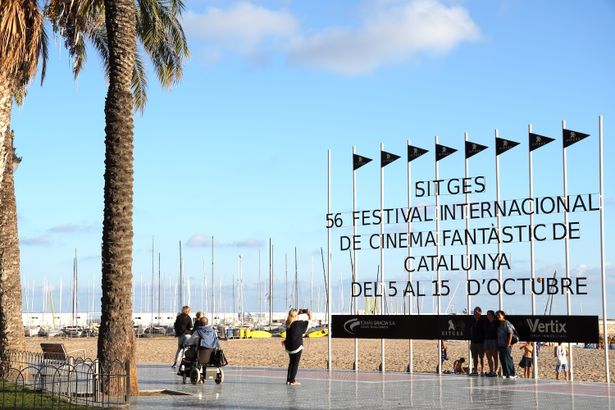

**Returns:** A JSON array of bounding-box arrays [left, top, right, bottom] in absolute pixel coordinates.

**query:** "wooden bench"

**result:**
[[40, 343, 86, 362]]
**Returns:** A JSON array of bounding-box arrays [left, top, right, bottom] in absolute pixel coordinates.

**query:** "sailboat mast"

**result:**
[[211, 236, 215, 322], [158, 252, 161, 325], [72, 249, 78, 326], [178, 241, 183, 310], [151, 236, 155, 327], [294, 247, 298, 307]]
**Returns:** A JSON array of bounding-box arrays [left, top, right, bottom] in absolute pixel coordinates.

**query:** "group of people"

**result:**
[[465, 306, 569, 380], [171, 306, 220, 369], [171, 305, 313, 386]]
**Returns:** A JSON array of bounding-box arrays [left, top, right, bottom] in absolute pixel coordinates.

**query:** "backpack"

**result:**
[[174, 315, 183, 337]]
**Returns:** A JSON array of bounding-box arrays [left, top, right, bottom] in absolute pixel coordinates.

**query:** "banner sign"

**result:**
[[331, 314, 599, 343]]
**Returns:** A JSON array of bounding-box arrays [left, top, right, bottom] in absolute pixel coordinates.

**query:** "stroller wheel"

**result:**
[[190, 367, 201, 385], [215, 368, 224, 384]]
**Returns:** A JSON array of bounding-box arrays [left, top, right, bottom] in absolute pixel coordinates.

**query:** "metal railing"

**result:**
[[0, 351, 129, 408]]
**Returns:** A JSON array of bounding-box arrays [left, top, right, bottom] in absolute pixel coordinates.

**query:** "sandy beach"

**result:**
[[25, 336, 615, 383]]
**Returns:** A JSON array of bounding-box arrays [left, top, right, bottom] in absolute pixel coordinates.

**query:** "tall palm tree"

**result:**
[[46, 0, 188, 394], [0, 0, 47, 361]]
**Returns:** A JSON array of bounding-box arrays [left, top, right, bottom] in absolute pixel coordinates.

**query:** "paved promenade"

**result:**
[[132, 364, 615, 409]]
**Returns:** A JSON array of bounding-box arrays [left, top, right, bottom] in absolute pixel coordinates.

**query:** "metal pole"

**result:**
[[211, 236, 215, 322], [562, 119, 574, 381], [158, 253, 161, 326], [464, 132, 472, 374], [269, 238, 273, 325], [598, 115, 610, 383], [528, 124, 538, 380], [259, 249, 262, 324], [495, 129, 503, 311], [151, 237, 155, 328], [295, 247, 299, 307], [435, 136, 442, 375], [407, 139, 413, 374], [352, 146, 359, 371], [327, 149, 332, 371], [379, 142, 386, 372]]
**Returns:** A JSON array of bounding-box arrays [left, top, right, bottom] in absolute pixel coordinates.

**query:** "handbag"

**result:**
[[509, 321, 519, 345], [518, 357, 526, 368], [209, 348, 228, 367]]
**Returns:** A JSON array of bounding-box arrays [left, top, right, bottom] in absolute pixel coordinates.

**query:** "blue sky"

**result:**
[[12, 0, 615, 316]]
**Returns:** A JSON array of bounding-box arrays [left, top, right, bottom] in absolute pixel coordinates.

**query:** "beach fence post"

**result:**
[[327, 149, 332, 371], [598, 115, 610, 383]]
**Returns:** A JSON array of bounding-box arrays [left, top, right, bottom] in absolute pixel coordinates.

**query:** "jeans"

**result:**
[[287, 350, 303, 383], [498, 346, 515, 377], [174, 334, 191, 365]]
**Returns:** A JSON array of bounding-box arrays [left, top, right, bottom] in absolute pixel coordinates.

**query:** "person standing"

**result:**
[[496, 310, 516, 379], [483, 310, 499, 377], [554, 342, 569, 380], [519, 342, 534, 378], [172, 306, 193, 368], [282, 308, 311, 385], [469, 306, 487, 375]]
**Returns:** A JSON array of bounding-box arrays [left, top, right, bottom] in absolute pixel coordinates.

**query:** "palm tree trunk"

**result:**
[[0, 76, 25, 363], [98, 0, 138, 396]]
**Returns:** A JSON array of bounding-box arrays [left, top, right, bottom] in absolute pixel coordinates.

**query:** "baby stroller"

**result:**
[[177, 344, 226, 385]]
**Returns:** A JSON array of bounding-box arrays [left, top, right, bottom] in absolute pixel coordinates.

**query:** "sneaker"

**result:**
[[509, 376, 518, 380], [470, 372, 479, 376], [171, 364, 177, 369], [289, 381, 301, 386], [487, 372, 497, 377]]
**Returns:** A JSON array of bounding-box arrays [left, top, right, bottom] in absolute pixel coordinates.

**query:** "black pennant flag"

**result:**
[[408, 145, 428, 162], [353, 154, 372, 170], [529, 132, 555, 151], [435, 143, 457, 161], [381, 150, 400, 167], [563, 128, 590, 148], [465, 140, 488, 159], [495, 137, 520, 156]]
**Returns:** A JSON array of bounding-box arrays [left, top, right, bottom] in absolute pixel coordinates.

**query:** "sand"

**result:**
[[25, 336, 615, 383]]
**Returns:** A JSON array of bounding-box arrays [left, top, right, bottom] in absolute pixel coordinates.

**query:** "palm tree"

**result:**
[[0, 0, 47, 361], [46, 0, 188, 394]]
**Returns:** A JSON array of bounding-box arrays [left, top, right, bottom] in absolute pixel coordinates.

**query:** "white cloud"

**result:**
[[184, 0, 480, 74], [286, 0, 481, 74], [183, 2, 298, 54]]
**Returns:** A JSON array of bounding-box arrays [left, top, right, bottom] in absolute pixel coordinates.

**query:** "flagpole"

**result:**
[[528, 124, 538, 380], [598, 115, 609, 384], [562, 119, 574, 381], [495, 129, 503, 311], [379, 142, 386, 373], [464, 132, 472, 374], [327, 149, 333, 371], [407, 140, 413, 374], [435, 135, 442, 375], [352, 146, 359, 371]]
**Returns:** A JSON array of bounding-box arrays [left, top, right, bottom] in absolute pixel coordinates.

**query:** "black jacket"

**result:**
[[284, 317, 309, 352], [174, 313, 193, 337]]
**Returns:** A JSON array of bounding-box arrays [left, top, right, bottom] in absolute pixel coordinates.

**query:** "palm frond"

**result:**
[[0, 0, 46, 89], [132, 50, 148, 112]]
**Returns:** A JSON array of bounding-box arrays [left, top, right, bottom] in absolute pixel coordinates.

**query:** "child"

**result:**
[[453, 357, 466, 374], [554, 342, 568, 380], [519, 342, 533, 378]]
